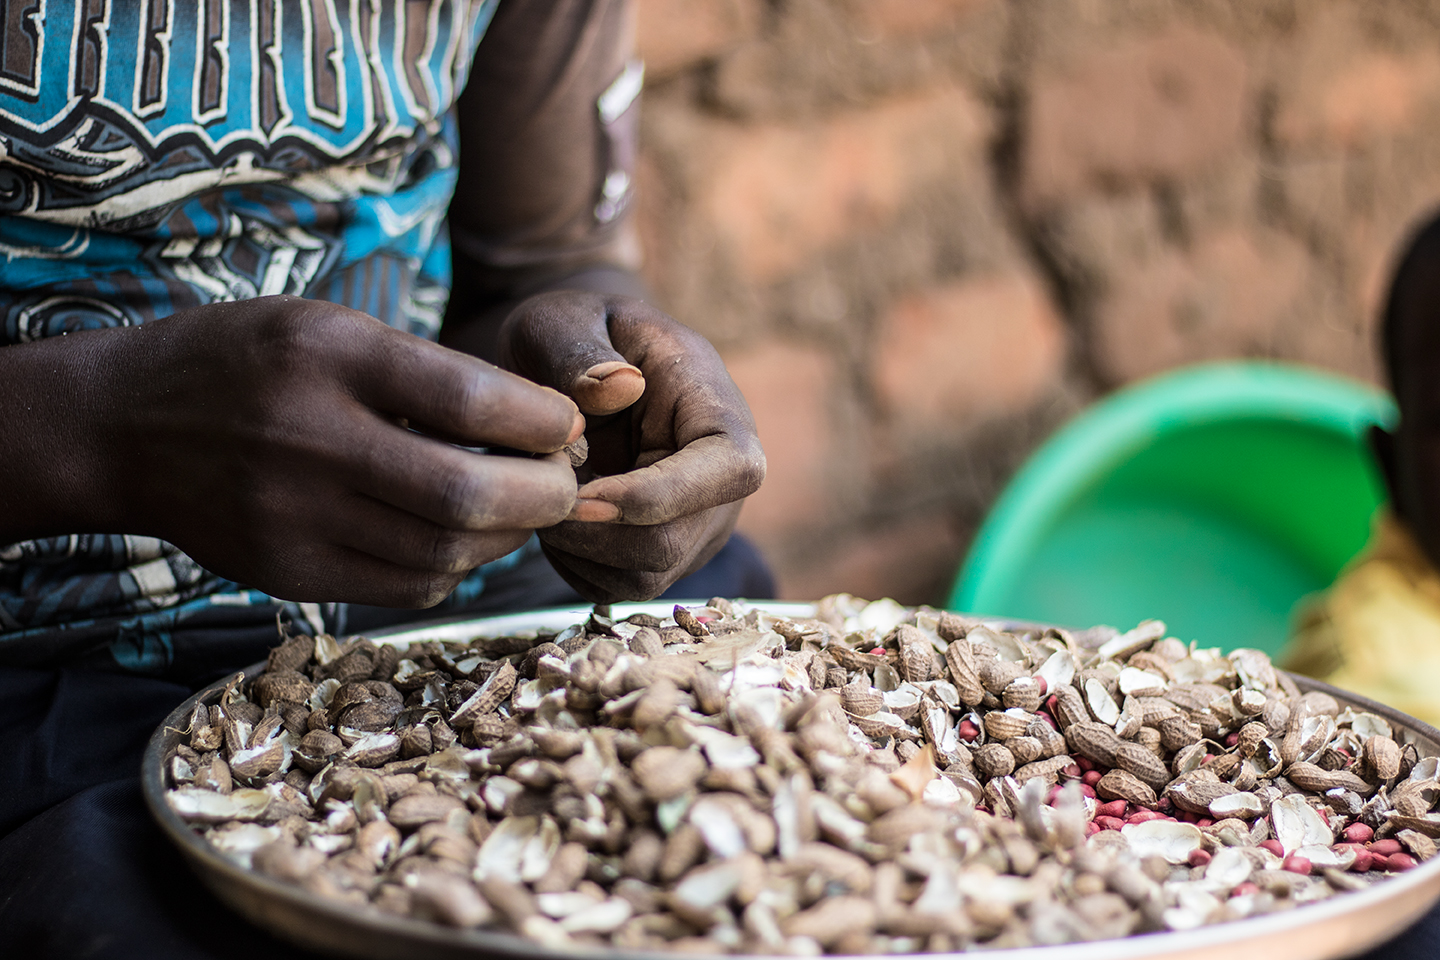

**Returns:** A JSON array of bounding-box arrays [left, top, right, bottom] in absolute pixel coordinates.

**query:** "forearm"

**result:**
[[0, 329, 134, 545], [443, 0, 641, 363]]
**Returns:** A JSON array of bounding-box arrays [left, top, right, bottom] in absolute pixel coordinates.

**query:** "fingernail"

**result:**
[[583, 360, 642, 381], [567, 409, 586, 444], [574, 363, 646, 416], [570, 498, 621, 523]]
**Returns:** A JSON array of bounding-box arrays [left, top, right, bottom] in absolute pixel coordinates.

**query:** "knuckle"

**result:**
[[257, 297, 333, 346], [447, 368, 493, 427], [249, 297, 370, 376], [435, 462, 487, 527], [640, 526, 687, 573], [426, 529, 475, 575]]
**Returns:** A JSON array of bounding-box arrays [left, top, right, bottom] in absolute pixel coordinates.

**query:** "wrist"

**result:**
[[0, 325, 148, 543]]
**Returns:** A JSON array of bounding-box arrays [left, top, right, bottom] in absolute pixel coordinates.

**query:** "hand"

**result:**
[[495, 292, 765, 601], [95, 296, 582, 606]]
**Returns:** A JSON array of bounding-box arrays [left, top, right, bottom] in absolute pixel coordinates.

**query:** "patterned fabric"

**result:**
[[0, 0, 503, 670]]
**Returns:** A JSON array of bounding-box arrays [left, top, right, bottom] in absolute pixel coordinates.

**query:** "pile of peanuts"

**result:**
[[164, 596, 1439, 953]]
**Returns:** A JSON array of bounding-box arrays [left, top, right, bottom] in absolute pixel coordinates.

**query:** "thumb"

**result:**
[[504, 294, 646, 416], [572, 359, 646, 416]]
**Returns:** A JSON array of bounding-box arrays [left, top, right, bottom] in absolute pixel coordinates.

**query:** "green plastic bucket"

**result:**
[[948, 362, 1397, 656]]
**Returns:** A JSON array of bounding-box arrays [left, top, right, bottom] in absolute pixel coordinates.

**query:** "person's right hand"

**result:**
[[89, 296, 582, 606]]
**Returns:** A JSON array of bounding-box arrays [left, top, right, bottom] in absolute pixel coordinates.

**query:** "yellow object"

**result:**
[[1284, 511, 1440, 728]]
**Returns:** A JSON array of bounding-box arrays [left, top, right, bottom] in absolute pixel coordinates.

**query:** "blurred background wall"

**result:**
[[629, 0, 1440, 605]]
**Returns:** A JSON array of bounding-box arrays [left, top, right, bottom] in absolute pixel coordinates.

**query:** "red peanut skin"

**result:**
[[1128, 810, 1172, 824], [1343, 823, 1375, 844], [1096, 800, 1128, 819], [1282, 855, 1313, 875]]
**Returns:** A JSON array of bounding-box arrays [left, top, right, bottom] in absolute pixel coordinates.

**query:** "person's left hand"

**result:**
[[495, 292, 765, 601]]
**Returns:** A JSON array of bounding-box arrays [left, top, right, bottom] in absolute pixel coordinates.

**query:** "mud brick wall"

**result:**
[[631, 0, 1440, 605]]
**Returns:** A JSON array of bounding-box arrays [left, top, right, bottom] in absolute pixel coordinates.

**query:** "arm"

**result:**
[[440, 0, 765, 602], [439, 0, 646, 361], [0, 296, 584, 606]]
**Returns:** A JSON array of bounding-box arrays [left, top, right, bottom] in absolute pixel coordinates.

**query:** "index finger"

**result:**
[[352, 428, 580, 531], [348, 328, 584, 453]]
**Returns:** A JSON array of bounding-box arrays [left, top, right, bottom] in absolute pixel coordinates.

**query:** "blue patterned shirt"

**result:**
[[0, 0, 640, 669]]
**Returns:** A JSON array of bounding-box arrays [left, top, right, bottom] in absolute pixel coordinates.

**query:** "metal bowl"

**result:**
[[143, 602, 1440, 960]]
